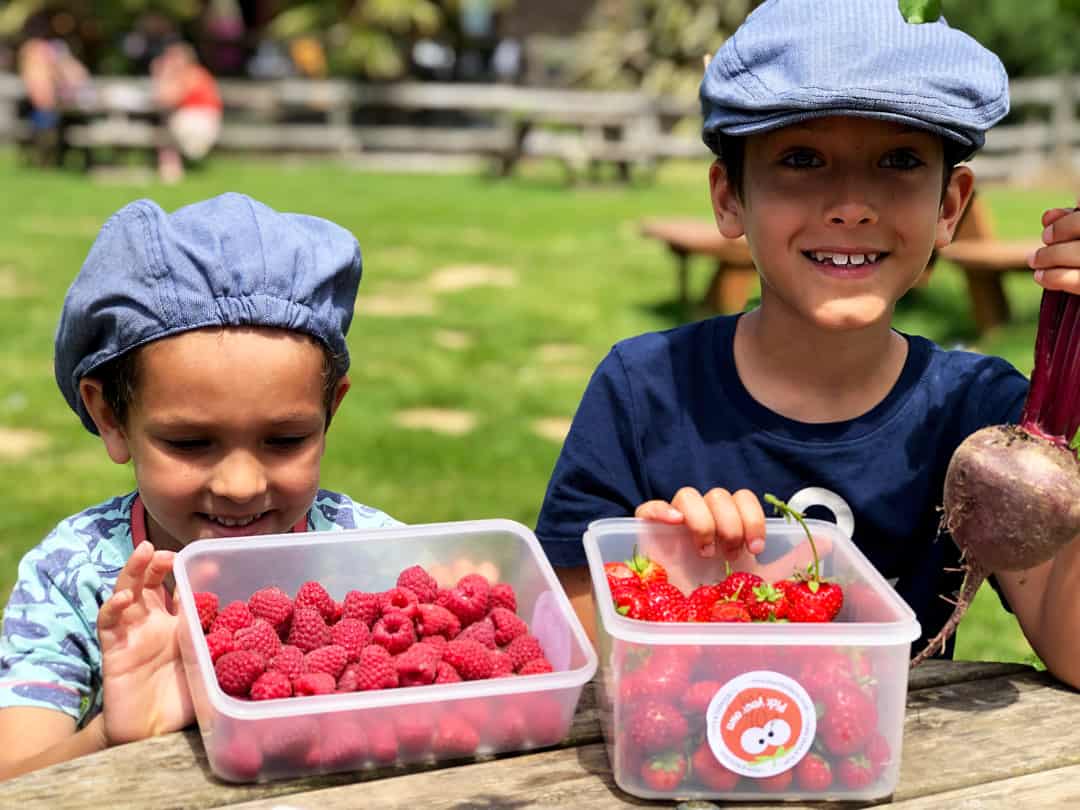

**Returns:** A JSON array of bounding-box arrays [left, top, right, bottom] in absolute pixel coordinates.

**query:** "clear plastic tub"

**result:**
[[583, 517, 920, 802], [174, 519, 598, 783]]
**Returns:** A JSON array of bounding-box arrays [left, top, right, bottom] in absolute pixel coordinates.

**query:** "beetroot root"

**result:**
[[911, 424, 1080, 666]]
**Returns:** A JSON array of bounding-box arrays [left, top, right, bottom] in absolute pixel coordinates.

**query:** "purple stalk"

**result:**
[[1020, 290, 1080, 444]]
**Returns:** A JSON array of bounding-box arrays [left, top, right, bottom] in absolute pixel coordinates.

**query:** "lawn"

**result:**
[[0, 149, 1072, 666]]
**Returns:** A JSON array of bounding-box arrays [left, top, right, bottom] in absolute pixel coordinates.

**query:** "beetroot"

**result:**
[[911, 289, 1080, 665]]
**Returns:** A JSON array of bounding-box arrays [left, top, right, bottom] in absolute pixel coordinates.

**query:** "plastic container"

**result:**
[[583, 517, 920, 802], [174, 519, 598, 783]]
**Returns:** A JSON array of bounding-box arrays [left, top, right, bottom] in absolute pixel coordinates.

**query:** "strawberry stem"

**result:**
[[764, 493, 822, 581]]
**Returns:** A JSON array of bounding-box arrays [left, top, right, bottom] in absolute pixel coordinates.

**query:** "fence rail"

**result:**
[[0, 71, 1077, 183]]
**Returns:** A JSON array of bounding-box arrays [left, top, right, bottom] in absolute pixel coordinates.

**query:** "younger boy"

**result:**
[[536, 0, 1080, 687], [0, 193, 397, 778]]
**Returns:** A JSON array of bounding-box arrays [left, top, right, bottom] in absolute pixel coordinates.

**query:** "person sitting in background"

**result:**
[[151, 41, 222, 183], [17, 29, 90, 166]]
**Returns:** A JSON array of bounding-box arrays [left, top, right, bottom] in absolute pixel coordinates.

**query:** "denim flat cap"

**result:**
[[55, 192, 362, 433], [701, 0, 1009, 160]]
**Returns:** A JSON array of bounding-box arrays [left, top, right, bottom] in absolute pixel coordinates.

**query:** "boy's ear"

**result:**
[[325, 375, 351, 430], [78, 378, 132, 464], [935, 164, 976, 249], [709, 161, 745, 239]]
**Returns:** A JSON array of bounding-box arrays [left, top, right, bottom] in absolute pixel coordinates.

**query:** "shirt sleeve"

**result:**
[[535, 349, 648, 567], [0, 536, 101, 723]]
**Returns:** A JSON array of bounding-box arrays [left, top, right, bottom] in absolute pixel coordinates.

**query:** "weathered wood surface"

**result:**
[[0, 660, 1055, 809]]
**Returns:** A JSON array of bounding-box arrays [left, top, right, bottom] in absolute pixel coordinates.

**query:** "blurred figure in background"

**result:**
[[151, 41, 222, 183]]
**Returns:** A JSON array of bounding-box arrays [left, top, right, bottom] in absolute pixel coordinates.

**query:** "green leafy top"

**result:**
[[764, 493, 824, 586], [899, 0, 943, 23]]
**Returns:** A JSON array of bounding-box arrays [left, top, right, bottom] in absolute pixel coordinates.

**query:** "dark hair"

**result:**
[[712, 132, 963, 203], [92, 337, 346, 429]]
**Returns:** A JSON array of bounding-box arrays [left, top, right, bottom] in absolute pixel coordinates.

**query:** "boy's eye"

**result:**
[[780, 149, 824, 169], [266, 435, 310, 448], [880, 149, 925, 170], [165, 438, 210, 451]]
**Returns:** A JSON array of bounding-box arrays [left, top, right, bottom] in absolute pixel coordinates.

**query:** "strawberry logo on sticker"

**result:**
[[705, 670, 816, 777]]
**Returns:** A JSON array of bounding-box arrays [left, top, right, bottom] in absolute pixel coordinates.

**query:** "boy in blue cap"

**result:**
[[0, 193, 397, 777], [537, 0, 1080, 687]]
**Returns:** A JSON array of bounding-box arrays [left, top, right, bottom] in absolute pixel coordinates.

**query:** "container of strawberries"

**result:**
[[174, 519, 598, 783], [583, 509, 920, 802]]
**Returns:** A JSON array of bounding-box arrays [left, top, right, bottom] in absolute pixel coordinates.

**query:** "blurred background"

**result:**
[[0, 0, 1078, 667]]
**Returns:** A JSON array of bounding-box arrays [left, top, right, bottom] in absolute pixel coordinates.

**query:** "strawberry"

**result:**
[[611, 581, 649, 619], [379, 586, 421, 621], [371, 609, 417, 654], [210, 600, 254, 635], [818, 680, 878, 756], [286, 607, 332, 653], [795, 752, 833, 791], [249, 669, 293, 700], [836, 753, 876, 789], [685, 583, 724, 621], [864, 732, 892, 778], [639, 750, 687, 792], [756, 768, 794, 792], [415, 603, 462, 641], [303, 644, 349, 679], [710, 600, 752, 622], [294, 581, 338, 623], [194, 591, 219, 632], [331, 617, 371, 662], [798, 648, 875, 702], [785, 576, 844, 622], [680, 679, 722, 715], [747, 581, 790, 621], [214, 650, 266, 697], [341, 589, 382, 627], [488, 582, 517, 613], [626, 546, 668, 586], [247, 586, 293, 634], [395, 641, 442, 686], [604, 560, 637, 589], [267, 644, 305, 680], [488, 606, 528, 646], [717, 570, 764, 605], [396, 564, 439, 603], [644, 582, 689, 622], [627, 699, 688, 754], [433, 713, 480, 757], [234, 618, 282, 660], [442, 639, 495, 680], [690, 741, 741, 791], [620, 649, 692, 704], [293, 671, 337, 696]]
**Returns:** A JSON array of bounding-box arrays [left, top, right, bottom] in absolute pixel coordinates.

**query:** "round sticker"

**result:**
[[705, 670, 816, 778]]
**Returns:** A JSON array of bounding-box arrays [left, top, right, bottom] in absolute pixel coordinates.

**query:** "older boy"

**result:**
[[536, 0, 1080, 687]]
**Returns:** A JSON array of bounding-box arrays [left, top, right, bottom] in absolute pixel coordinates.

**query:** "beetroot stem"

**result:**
[[1046, 294, 1080, 438], [1021, 290, 1061, 429]]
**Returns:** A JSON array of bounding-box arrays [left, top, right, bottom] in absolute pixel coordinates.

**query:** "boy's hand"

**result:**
[[98, 541, 194, 746], [1030, 203, 1080, 293], [635, 487, 766, 559]]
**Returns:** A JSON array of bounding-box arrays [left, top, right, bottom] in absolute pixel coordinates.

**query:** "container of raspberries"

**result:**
[[583, 512, 920, 802], [174, 519, 598, 783]]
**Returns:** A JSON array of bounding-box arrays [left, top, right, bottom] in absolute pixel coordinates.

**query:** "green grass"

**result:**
[[0, 150, 1070, 667]]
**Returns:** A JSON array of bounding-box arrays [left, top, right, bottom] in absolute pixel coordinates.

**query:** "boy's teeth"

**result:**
[[812, 252, 877, 265], [209, 513, 263, 527]]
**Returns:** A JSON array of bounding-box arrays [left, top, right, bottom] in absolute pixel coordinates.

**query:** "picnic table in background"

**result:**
[[1, 659, 1077, 808]]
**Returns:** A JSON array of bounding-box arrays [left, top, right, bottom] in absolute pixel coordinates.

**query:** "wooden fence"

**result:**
[[0, 71, 1077, 183]]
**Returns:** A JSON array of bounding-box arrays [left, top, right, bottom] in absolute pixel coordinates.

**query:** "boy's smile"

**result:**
[[87, 326, 346, 553]]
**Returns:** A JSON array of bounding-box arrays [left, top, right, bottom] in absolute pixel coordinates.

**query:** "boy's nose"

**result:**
[[209, 450, 267, 503], [825, 199, 878, 227]]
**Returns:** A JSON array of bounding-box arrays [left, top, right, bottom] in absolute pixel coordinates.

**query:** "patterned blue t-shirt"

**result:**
[[0, 489, 397, 724]]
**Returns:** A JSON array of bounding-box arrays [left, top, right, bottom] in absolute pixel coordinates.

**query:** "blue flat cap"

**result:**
[[55, 192, 363, 434], [701, 0, 1009, 160]]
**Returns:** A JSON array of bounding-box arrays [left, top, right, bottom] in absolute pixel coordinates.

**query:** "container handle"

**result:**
[[785, 487, 854, 540]]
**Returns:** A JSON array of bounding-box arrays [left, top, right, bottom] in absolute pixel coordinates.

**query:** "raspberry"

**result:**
[[247, 586, 293, 634], [331, 617, 371, 662], [488, 607, 528, 646], [439, 574, 490, 627], [210, 600, 254, 635], [433, 714, 479, 757], [379, 587, 420, 620], [250, 669, 293, 700], [435, 661, 462, 683], [371, 609, 416, 655], [395, 713, 435, 754], [488, 702, 528, 749], [518, 657, 554, 675], [456, 617, 496, 649], [490, 649, 515, 677], [397, 565, 439, 603], [268, 645, 305, 680], [441, 639, 494, 681], [214, 650, 266, 697], [205, 629, 235, 662], [415, 603, 461, 641], [341, 590, 381, 627], [395, 642, 442, 686], [293, 671, 336, 696], [287, 607, 332, 653], [424, 633, 449, 652], [368, 720, 399, 764], [304, 644, 349, 679], [505, 633, 545, 672], [294, 581, 338, 623], [316, 718, 369, 769], [194, 591, 219, 632], [489, 583, 517, 613], [336, 663, 360, 692], [353, 645, 399, 691], [234, 619, 282, 660], [216, 730, 263, 781]]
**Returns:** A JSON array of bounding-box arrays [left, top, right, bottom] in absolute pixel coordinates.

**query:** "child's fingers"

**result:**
[[1034, 268, 1080, 293], [634, 500, 684, 523], [1039, 207, 1080, 244], [98, 589, 134, 631], [702, 487, 746, 559], [114, 541, 154, 599], [142, 550, 176, 592], [1041, 207, 1074, 229], [732, 489, 766, 555], [671, 487, 720, 557]]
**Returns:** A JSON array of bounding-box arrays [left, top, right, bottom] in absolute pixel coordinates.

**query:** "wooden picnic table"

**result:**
[[0, 659, 1076, 808]]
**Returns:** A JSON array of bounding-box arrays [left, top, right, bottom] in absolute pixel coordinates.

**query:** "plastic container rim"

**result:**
[[583, 516, 921, 647], [174, 518, 599, 721]]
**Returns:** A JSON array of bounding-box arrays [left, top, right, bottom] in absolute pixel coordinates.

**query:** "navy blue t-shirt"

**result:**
[[535, 315, 1028, 656]]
